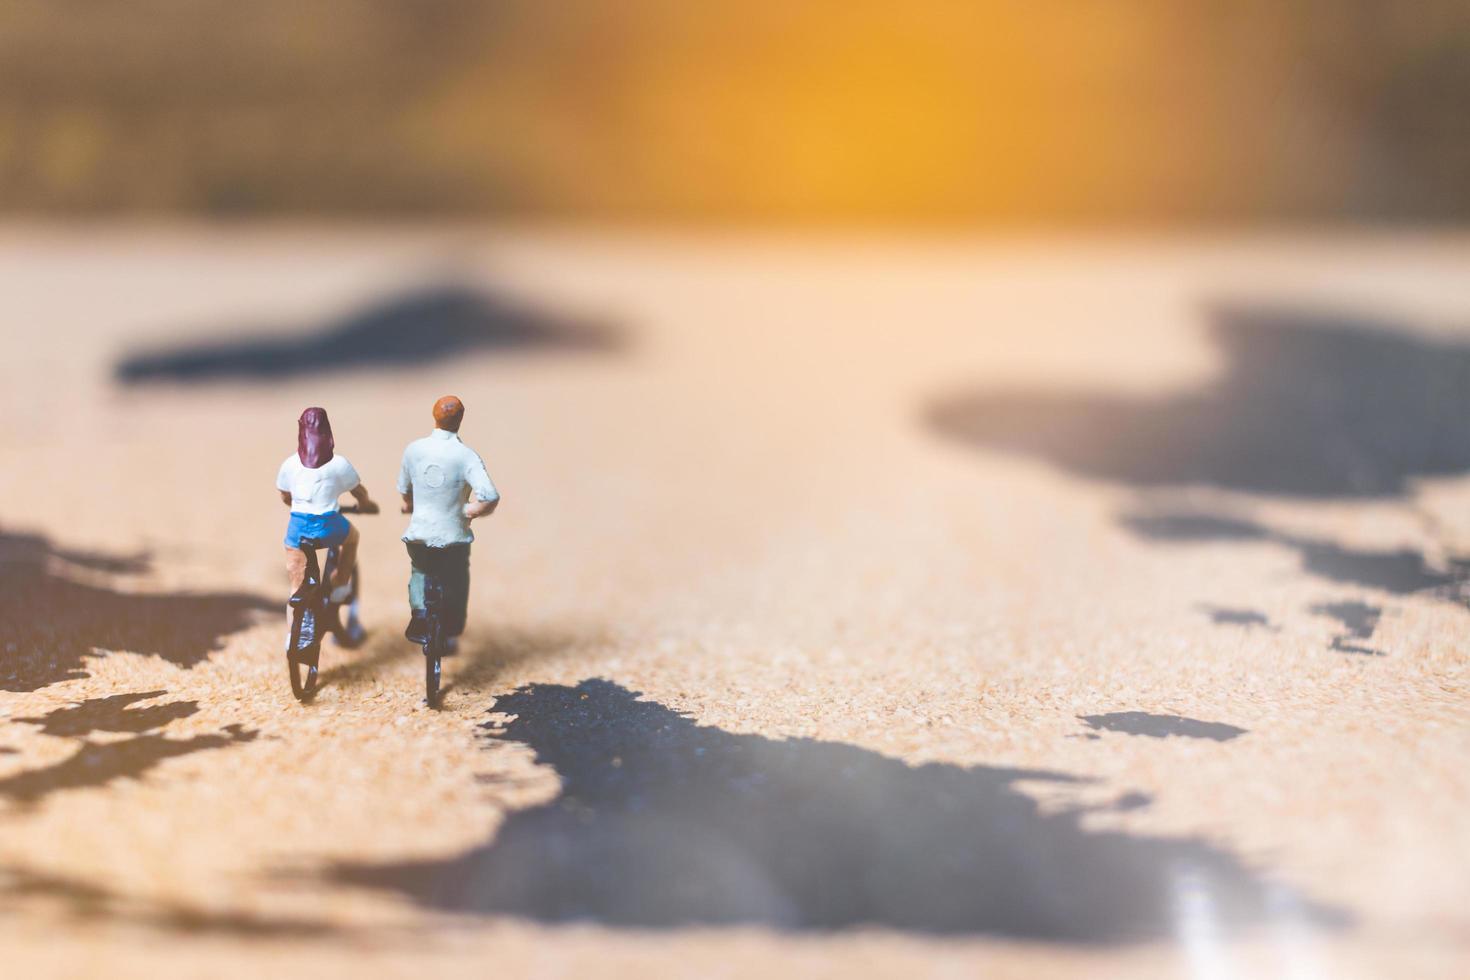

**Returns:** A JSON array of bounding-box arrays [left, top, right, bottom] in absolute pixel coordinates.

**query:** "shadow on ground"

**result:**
[[330, 679, 1342, 942], [115, 281, 622, 385], [0, 865, 338, 938], [0, 727, 258, 810], [1198, 605, 1275, 630], [928, 304, 1470, 499], [0, 690, 256, 810], [13, 690, 198, 736], [1311, 601, 1385, 656], [0, 529, 273, 692], [0, 694, 282, 929], [1079, 712, 1248, 742], [1121, 511, 1466, 598]]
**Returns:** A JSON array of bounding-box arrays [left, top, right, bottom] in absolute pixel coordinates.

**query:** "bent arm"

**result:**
[[280, 490, 293, 507], [464, 496, 498, 520], [349, 484, 379, 514], [464, 455, 499, 521]]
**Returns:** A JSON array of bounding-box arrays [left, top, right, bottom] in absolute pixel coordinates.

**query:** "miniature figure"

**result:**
[[278, 407, 379, 643], [398, 395, 499, 663]]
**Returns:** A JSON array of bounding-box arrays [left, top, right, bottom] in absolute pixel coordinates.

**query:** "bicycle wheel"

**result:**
[[425, 652, 442, 708], [289, 658, 319, 701], [287, 542, 326, 701], [287, 607, 320, 701], [423, 599, 444, 707]]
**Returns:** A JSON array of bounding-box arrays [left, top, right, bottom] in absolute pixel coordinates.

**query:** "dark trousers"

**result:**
[[405, 542, 471, 637]]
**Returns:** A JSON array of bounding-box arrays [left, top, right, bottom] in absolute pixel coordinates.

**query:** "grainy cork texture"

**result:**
[[0, 229, 1466, 978]]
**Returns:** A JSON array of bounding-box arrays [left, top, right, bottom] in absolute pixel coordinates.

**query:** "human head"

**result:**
[[297, 407, 335, 468], [433, 395, 465, 432]]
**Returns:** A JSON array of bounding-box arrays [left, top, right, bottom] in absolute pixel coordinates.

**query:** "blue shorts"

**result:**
[[284, 511, 352, 549]]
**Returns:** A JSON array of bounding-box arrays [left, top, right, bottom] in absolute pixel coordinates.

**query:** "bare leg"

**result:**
[[330, 524, 360, 591], [284, 547, 307, 630]]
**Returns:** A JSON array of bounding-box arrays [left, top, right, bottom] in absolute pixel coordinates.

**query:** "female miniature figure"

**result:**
[[277, 407, 379, 637]]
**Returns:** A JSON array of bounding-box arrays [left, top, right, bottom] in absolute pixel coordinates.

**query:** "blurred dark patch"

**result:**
[[1329, 639, 1383, 657], [929, 305, 1470, 498], [1123, 514, 1267, 541], [1198, 605, 1274, 629], [1110, 792, 1153, 811], [0, 725, 257, 809], [329, 679, 1341, 941], [114, 282, 621, 385], [0, 865, 337, 938], [0, 866, 115, 914], [0, 529, 274, 693], [1121, 511, 1464, 596], [1079, 712, 1247, 742], [1311, 601, 1385, 656], [1311, 601, 1381, 639], [46, 546, 151, 575], [13, 690, 198, 737]]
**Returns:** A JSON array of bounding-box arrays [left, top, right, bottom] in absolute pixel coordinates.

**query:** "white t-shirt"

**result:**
[[276, 454, 361, 515], [397, 429, 498, 546]]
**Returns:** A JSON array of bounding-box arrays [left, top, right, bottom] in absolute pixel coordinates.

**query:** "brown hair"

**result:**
[[433, 395, 464, 432], [297, 407, 335, 468]]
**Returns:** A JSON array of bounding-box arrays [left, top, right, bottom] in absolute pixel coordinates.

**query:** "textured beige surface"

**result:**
[[0, 229, 1467, 978]]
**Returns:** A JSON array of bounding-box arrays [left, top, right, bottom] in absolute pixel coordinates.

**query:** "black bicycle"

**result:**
[[286, 513, 364, 702], [419, 574, 447, 708]]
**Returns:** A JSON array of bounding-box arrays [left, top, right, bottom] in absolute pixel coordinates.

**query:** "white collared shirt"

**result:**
[[397, 429, 499, 546]]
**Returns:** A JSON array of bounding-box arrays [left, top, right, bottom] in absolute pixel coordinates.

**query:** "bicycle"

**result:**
[[286, 506, 365, 702], [419, 573, 447, 708]]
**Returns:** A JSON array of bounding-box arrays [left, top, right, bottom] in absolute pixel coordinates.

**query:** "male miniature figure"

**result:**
[[398, 395, 499, 652]]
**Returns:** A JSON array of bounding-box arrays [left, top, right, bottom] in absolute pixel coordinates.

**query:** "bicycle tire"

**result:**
[[287, 606, 320, 701], [424, 596, 445, 707], [287, 544, 325, 702], [425, 653, 442, 708], [288, 593, 320, 702], [289, 658, 319, 700]]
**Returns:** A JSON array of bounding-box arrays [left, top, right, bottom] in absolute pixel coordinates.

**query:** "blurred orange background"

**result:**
[[2, 0, 1467, 223]]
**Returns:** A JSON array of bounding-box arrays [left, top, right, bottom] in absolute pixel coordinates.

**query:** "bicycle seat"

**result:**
[[299, 536, 326, 551]]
